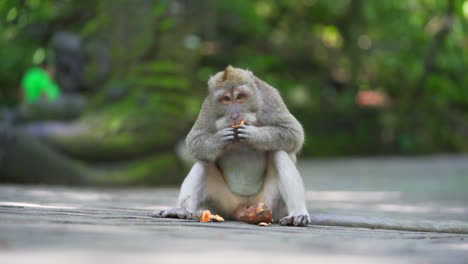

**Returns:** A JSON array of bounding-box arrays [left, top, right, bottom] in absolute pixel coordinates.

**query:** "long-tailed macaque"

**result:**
[[152, 66, 310, 227]]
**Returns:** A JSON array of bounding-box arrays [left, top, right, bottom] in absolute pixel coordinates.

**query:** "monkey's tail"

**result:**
[[309, 213, 468, 234]]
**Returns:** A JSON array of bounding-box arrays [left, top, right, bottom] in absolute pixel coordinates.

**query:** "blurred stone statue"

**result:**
[[51, 31, 111, 92], [51, 31, 85, 92]]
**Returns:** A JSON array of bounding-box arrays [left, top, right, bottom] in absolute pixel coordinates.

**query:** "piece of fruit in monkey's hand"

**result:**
[[237, 202, 273, 225], [231, 120, 246, 129]]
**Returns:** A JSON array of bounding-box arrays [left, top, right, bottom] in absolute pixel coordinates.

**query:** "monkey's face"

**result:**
[[214, 84, 258, 129]]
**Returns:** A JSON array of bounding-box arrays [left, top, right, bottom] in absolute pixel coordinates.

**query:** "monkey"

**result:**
[[151, 66, 310, 227]]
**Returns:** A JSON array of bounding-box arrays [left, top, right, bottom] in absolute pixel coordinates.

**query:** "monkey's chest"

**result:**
[[216, 145, 267, 196]]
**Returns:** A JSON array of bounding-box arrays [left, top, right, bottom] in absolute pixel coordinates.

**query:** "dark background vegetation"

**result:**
[[0, 0, 467, 185]]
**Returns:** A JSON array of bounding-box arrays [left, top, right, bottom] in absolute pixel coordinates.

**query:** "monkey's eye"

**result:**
[[220, 95, 231, 104], [236, 93, 247, 101]]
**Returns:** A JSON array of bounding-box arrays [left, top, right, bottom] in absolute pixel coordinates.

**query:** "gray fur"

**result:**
[[152, 67, 309, 227]]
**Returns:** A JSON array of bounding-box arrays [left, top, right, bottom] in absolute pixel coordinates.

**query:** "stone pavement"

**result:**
[[1, 156, 468, 263]]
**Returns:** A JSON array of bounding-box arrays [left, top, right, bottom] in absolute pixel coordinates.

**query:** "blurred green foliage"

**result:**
[[1, 0, 467, 157]]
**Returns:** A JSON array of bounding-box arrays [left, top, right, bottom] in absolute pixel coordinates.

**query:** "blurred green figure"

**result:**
[[21, 62, 61, 103]]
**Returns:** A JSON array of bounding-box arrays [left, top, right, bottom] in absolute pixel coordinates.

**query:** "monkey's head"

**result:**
[[209, 66, 260, 128]]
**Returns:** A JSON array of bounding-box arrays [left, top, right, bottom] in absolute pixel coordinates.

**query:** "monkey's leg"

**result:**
[[273, 151, 310, 227], [151, 162, 207, 220], [252, 159, 287, 221], [204, 163, 246, 218]]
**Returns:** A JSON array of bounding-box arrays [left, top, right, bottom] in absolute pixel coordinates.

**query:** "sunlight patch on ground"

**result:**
[[446, 243, 468, 251], [306, 191, 401, 202], [375, 204, 433, 213], [0, 202, 78, 210], [0, 251, 415, 264], [375, 204, 468, 214], [25, 190, 113, 201], [314, 202, 467, 215]]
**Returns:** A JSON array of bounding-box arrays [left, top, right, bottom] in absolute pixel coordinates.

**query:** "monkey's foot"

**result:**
[[150, 207, 193, 220], [279, 213, 310, 227]]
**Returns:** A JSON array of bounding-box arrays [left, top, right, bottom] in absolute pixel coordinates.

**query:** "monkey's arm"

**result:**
[[237, 77, 304, 153], [186, 128, 235, 162], [186, 99, 235, 162], [237, 121, 303, 153]]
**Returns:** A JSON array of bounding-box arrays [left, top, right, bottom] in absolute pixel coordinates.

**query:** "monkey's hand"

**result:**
[[216, 127, 237, 144], [236, 123, 303, 153], [236, 123, 260, 143], [279, 213, 310, 227], [151, 207, 193, 220], [187, 127, 237, 162]]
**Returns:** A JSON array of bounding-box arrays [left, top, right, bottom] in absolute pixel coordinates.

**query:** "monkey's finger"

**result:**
[[150, 209, 164, 218], [165, 208, 183, 218], [239, 126, 248, 131], [177, 211, 192, 219], [301, 215, 310, 226], [236, 127, 249, 135], [161, 208, 186, 219], [237, 134, 248, 140], [161, 210, 173, 218], [293, 215, 305, 227], [279, 218, 288, 226], [222, 130, 236, 136], [222, 135, 236, 142], [291, 214, 310, 227], [279, 216, 294, 226], [221, 127, 236, 133]]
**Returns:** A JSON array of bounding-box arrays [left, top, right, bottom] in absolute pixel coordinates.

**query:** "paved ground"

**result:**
[[1, 156, 468, 263]]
